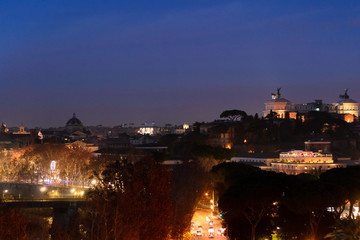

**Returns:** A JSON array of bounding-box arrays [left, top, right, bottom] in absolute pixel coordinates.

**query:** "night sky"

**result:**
[[1, 0, 360, 128]]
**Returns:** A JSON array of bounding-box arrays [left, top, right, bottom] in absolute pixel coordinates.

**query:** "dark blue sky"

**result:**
[[1, 0, 360, 127]]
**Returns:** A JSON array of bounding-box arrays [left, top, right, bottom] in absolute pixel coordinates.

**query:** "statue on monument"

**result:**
[[271, 88, 281, 99], [339, 88, 349, 100]]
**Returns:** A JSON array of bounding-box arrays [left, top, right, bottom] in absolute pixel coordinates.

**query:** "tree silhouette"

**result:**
[[0, 200, 27, 240], [220, 110, 247, 121], [86, 156, 173, 240], [325, 219, 360, 240], [170, 162, 208, 239], [219, 171, 286, 240]]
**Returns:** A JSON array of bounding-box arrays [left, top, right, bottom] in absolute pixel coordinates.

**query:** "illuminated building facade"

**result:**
[[279, 150, 333, 163], [137, 127, 155, 135], [271, 150, 346, 175], [263, 88, 297, 119], [13, 126, 30, 135], [263, 89, 359, 122], [331, 99, 359, 117]]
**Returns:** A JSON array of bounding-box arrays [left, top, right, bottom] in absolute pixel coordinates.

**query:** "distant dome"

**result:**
[[65, 113, 84, 134], [66, 113, 83, 126]]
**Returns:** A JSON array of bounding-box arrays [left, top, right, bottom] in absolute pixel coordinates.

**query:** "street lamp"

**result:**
[[71, 188, 76, 198], [2, 189, 8, 198]]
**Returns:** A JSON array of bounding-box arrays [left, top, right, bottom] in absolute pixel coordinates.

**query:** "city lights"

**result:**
[[0, 1, 358, 239]]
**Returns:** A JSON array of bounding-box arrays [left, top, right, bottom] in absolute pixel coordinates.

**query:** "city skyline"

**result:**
[[1, 0, 360, 127], [1, 87, 359, 129]]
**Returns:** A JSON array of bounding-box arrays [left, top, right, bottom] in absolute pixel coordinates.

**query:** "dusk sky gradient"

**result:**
[[1, 1, 360, 128]]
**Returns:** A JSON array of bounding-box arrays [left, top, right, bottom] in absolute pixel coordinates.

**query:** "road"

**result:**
[[190, 206, 227, 240]]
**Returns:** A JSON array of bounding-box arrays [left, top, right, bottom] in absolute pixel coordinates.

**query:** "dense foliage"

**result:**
[[213, 163, 360, 240], [85, 157, 173, 240], [0, 143, 93, 186], [0, 200, 27, 240]]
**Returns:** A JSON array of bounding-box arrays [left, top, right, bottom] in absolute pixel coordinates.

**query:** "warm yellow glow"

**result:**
[[243, 139, 247, 143], [71, 188, 76, 193], [40, 187, 47, 192], [205, 192, 208, 196], [80, 191, 84, 195], [4, 189, 8, 193], [138, 127, 154, 135], [225, 144, 232, 149], [91, 179, 97, 185]]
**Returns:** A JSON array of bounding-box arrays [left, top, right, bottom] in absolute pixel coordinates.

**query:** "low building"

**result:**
[[271, 150, 346, 175], [229, 153, 279, 171], [279, 150, 333, 163], [199, 122, 236, 149], [99, 133, 131, 150]]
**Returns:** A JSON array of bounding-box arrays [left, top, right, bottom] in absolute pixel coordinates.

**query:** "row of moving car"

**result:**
[[191, 224, 225, 238]]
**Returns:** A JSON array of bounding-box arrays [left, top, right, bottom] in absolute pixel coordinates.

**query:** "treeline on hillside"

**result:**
[[211, 162, 360, 240], [228, 110, 352, 148], [159, 131, 234, 170], [162, 109, 357, 158]]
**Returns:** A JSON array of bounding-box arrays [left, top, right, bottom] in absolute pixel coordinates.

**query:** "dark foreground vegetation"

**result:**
[[212, 162, 360, 240], [5, 160, 360, 240]]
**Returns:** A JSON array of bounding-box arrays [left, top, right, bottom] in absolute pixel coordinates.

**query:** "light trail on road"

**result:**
[[190, 207, 227, 240]]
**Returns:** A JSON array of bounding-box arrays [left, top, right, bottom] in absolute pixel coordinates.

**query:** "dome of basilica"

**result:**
[[66, 113, 83, 126], [65, 113, 84, 133]]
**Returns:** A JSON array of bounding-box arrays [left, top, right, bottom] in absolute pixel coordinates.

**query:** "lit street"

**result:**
[[190, 206, 227, 240]]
